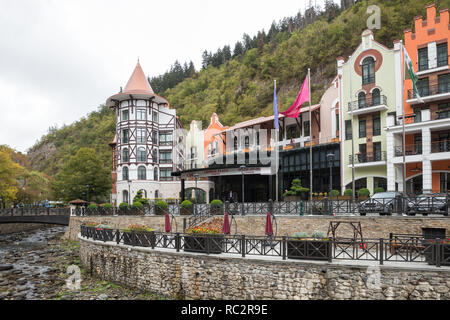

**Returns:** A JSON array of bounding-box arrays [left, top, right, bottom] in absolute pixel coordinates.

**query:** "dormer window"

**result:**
[[362, 57, 375, 84]]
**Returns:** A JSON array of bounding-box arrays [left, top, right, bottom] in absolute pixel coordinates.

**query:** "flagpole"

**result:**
[[401, 41, 407, 195], [308, 68, 313, 216], [275, 79, 279, 202], [350, 57, 355, 204]]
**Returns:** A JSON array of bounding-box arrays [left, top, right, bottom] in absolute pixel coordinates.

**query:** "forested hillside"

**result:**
[[27, 0, 449, 179]]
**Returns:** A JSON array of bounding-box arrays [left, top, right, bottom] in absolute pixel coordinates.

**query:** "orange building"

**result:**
[[388, 3, 450, 194], [203, 113, 229, 160]]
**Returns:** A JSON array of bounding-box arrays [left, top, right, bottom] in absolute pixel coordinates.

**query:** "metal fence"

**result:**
[[80, 226, 450, 267], [70, 196, 450, 217], [0, 207, 71, 216]]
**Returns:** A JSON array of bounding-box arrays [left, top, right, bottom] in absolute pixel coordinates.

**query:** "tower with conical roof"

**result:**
[[107, 61, 185, 205]]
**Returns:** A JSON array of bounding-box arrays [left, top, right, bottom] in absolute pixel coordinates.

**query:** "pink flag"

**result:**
[[265, 212, 273, 236], [280, 76, 309, 118], [164, 212, 171, 233], [222, 212, 230, 235]]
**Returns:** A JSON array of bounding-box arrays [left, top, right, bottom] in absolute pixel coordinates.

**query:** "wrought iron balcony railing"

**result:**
[[394, 144, 422, 157], [348, 95, 387, 112], [431, 140, 450, 153], [349, 151, 386, 164], [408, 82, 450, 100]]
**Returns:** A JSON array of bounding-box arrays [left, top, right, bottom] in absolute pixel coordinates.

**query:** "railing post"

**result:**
[[241, 235, 246, 258], [151, 231, 155, 249], [183, 218, 186, 232], [282, 236, 287, 260], [380, 238, 384, 265], [328, 237, 333, 263], [436, 238, 441, 268], [131, 231, 136, 246], [116, 229, 120, 244], [206, 236, 210, 255], [176, 233, 180, 252], [47, 208, 50, 215]]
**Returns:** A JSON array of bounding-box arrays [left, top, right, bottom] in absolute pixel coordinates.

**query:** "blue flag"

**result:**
[[273, 80, 279, 130]]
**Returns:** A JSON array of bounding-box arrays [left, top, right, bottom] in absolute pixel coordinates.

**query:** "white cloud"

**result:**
[[0, 0, 331, 152]]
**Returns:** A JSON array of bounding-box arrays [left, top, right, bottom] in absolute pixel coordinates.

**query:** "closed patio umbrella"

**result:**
[[164, 212, 171, 233], [222, 211, 230, 235], [265, 212, 273, 236]]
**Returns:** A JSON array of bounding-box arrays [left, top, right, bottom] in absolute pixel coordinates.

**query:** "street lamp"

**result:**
[[240, 165, 246, 216], [194, 174, 199, 215], [326, 154, 335, 216]]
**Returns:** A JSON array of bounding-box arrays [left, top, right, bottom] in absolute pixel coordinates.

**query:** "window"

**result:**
[[359, 118, 366, 138], [372, 88, 380, 106], [373, 116, 381, 136], [122, 109, 129, 121], [160, 132, 173, 145], [137, 109, 146, 120], [345, 120, 352, 140], [122, 148, 129, 162], [438, 73, 450, 94], [440, 172, 450, 193], [373, 142, 382, 161], [358, 144, 367, 163], [418, 47, 428, 71], [122, 129, 129, 143], [417, 78, 429, 96], [362, 57, 375, 84], [438, 103, 450, 120], [304, 121, 310, 137], [335, 114, 339, 132], [152, 149, 158, 163], [122, 190, 129, 204], [286, 125, 300, 140], [138, 166, 146, 180], [154, 168, 158, 181], [358, 92, 366, 109], [160, 169, 172, 181], [437, 43, 448, 68], [152, 111, 158, 122], [122, 166, 129, 181], [160, 151, 172, 164], [244, 136, 250, 149], [137, 128, 146, 143], [233, 136, 238, 151], [138, 147, 146, 162], [190, 146, 197, 159], [152, 131, 158, 144], [414, 107, 422, 123]]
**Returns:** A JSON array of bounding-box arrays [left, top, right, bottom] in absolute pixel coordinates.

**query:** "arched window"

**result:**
[[372, 88, 380, 106], [358, 92, 366, 109], [122, 148, 129, 162], [362, 57, 375, 84], [234, 136, 238, 151], [152, 149, 158, 163], [122, 190, 129, 204], [122, 166, 129, 181], [154, 167, 159, 181], [138, 147, 146, 162], [138, 166, 146, 180], [244, 136, 250, 149]]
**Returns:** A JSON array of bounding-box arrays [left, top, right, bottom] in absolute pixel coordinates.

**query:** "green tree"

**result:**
[[52, 148, 111, 202], [0, 147, 22, 207]]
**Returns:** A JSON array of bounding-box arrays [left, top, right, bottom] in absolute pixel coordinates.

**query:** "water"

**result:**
[[0, 226, 68, 299]]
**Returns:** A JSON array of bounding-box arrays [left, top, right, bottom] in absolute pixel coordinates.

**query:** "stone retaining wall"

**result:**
[[67, 215, 450, 240], [79, 237, 450, 300], [0, 223, 60, 235]]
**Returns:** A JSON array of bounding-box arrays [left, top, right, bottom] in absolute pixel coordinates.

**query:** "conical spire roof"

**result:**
[[123, 60, 154, 94]]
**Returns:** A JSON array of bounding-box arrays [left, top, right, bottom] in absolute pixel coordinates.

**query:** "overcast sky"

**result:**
[[0, 0, 333, 153]]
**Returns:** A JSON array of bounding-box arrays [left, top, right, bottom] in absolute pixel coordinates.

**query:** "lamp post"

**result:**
[[127, 180, 131, 204], [326, 154, 335, 216], [194, 174, 199, 215], [240, 165, 246, 216]]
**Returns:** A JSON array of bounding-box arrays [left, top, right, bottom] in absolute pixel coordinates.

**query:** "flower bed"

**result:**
[[122, 224, 155, 247], [183, 227, 223, 254], [287, 232, 331, 261]]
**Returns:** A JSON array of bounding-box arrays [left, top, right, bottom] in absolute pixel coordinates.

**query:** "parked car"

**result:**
[[406, 194, 449, 216], [358, 192, 404, 216]]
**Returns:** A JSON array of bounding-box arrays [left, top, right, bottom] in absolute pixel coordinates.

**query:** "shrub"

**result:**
[[374, 187, 385, 194], [155, 200, 168, 210], [210, 199, 223, 208], [292, 232, 310, 239], [181, 200, 193, 209], [344, 189, 353, 196], [102, 203, 113, 208], [132, 201, 144, 209], [331, 190, 340, 197], [87, 204, 97, 209], [119, 202, 129, 209], [358, 188, 370, 197], [311, 231, 327, 239]]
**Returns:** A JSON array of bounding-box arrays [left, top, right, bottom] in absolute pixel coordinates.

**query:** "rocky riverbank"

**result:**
[[0, 226, 167, 300]]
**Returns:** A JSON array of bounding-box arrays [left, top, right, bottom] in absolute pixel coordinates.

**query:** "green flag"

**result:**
[[404, 46, 424, 103]]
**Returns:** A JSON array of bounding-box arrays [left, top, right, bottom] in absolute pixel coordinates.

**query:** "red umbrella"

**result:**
[[222, 211, 230, 235], [265, 212, 273, 236], [164, 212, 171, 233]]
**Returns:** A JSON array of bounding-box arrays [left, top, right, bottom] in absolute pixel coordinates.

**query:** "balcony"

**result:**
[[407, 82, 450, 105], [347, 95, 388, 116], [431, 140, 450, 153], [348, 151, 387, 167], [394, 144, 422, 157]]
